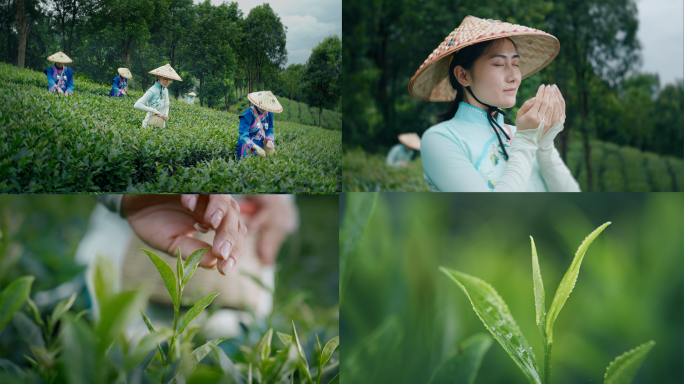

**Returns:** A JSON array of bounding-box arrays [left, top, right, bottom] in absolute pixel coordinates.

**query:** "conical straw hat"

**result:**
[[188, 92, 197, 97], [47, 51, 72, 63], [149, 64, 182, 81], [409, 15, 559, 102], [118, 67, 133, 79], [248, 91, 283, 113], [398, 133, 421, 151]]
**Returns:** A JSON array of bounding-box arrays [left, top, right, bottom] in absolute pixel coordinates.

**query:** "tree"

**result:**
[[164, 0, 193, 69], [241, 4, 286, 92], [15, 0, 28, 68], [47, 0, 84, 56], [302, 35, 341, 127], [187, 0, 239, 107], [284, 63, 304, 100]]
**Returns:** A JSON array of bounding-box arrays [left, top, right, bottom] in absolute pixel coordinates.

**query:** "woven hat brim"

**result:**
[[149, 65, 182, 81], [47, 52, 72, 63], [188, 92, 196, 97], [118, 68, 133, 79], [248, 92, 283, 113], [408, 18, 559, 102]]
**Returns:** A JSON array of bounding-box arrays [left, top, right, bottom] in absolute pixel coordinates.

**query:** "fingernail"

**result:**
[[220, 241, 232, 260], [539, 84, 544, 89], [222, 257, 235, 274], [188, 196, 197, 211], [211, 211, 222, 229]]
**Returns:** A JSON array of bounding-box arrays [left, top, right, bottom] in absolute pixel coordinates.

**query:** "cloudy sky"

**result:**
[[205, 0, 342, 67], [635, 0, 683, 87]]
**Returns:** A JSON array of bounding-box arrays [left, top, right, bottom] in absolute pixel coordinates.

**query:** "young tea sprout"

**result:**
[[440, 222, 655, 384]]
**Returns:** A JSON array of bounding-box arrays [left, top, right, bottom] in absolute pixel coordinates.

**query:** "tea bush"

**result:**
[[0, 63, 341, 193], [342, 148, 430, 192]]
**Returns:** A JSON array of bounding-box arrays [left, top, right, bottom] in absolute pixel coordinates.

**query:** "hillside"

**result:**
[[0, 63, 341, 193]]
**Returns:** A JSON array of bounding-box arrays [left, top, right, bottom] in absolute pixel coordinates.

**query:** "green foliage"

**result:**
[[0, 63, 341, 193], [604, 341, 656, 384], [427, 333, 493, 384], [302, 35, 342, 127], [339, 192, 377, 303], [0, 276, 34, 333]]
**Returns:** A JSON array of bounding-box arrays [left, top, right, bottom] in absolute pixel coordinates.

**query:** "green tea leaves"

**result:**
[[189, 338, 227, 371], [604, 341, 655, 384], [530, 237, 546, 327], [181, 248, 210, 287], [142, 249, 178, 309], [440, 267, 541, 384], [546, 222, 611, 344], [49, 292, 77, 333], [292, 320, 313, 383], [0, 275, 34, 333], [255, 328, 274, 366], [319, 336, 339, 371], [96, 290, 144, 355], [427, 333, 493, 384], [177, 292, 219, 335], [93, 255, 116, 308], [340, 193, 377, 302]]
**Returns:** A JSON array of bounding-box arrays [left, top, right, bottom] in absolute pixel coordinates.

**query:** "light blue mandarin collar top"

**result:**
[[453, 101, 506, 128]]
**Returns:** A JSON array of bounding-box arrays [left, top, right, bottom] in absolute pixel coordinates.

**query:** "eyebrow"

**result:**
[[490, 54, 520, 59]]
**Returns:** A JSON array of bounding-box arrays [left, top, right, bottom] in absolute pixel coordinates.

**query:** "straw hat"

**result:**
[[409, 16, 560, 102], [149, 64, 182, 81], [47, 51, 72, 63], [248, 91, 283, 113], [188, 92, 197, 97], [118, 67, 133, 79], [398, 133, 421, 151]]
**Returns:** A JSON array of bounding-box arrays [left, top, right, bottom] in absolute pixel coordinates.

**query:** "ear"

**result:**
[[454, 66, 470, 88]]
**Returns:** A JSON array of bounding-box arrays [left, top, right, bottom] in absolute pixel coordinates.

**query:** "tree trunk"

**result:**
[[67, 0, 78, 56], [319, 106, 322, 127], [225, 93, 230, 112], [579, 73, 593, 192], [15, 0, 29, 69], [136, 46, 147, 91]]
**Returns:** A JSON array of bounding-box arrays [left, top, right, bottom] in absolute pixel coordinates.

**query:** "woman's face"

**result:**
[[159, 77, 173, 88], [455, 38, 521, 109]]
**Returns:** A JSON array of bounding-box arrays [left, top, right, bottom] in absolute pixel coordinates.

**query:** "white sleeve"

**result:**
[[534, 122, 581, 192], [161, 89, 170, 117], [134, 89, 160, 114], [421, 126, 542, 192], [94, 195, 124, 216]]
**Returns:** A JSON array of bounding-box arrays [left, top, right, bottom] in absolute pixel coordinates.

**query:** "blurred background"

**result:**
[[342, 0, 684, 192], [0, 194, 339, 380], [340, 192, 683, 383]]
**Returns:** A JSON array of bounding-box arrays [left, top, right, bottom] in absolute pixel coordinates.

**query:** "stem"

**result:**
[[543, 341, 552, 384], [316, 368, 322, 384]]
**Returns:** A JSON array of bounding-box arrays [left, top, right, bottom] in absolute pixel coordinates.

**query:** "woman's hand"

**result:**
[[254, 146, 266, 157], [162, 115, 169, 121], [515, 84, 561, 132], [241, 195, 299, 265], [265, 141, 274, 150], [122, 195, 248, 275]]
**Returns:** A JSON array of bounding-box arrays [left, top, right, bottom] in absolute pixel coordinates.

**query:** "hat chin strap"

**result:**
[[465, 86, 510, 160]]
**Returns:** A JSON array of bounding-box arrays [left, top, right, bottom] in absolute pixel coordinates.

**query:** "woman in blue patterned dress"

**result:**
[[237, 91, 283, 159], [45, 51, 74, 96], [110, 68, 132, 97]]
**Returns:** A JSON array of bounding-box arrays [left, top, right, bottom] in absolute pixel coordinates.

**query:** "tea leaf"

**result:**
[[328, 374, 339, 384], [0, 358, 27, 379], [176, 247, 184, 292], [210, 344, 245, 384], [124, 331, 168, 372], [189, 338, 227, 370], [182, 248, 210, 287], [12, 311, 45, 347], [426, 333, 493, 384], [139, 308, 156, 333], [277, 331, 292, 346], [315, 334, 322, 363], [319, 336, 339, 370], [255, 328, 274, 366], [49, 292, 77, 332], [546, 222, 611, 344], [93, 255, 116, 309], [96, 290, 144, 355], [440, 267, 541, 384], [0, 275, 34, 333], [25, 296, 44, 328], [177, 292, 219, 335], [60, 315, 97, 384], [292, 320, 313, 383], [340, 193, 377, 302], [604, 340, 655, 384], [530, 237, 546, 327], [142, 249, 178, 309], [263, 342, 299, 383]]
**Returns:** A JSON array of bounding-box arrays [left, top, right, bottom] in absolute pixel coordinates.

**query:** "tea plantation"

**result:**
[[343, 139, 683, 192], [0, 63, 341, 193]]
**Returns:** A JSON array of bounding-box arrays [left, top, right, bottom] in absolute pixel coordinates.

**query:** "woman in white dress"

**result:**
[[134, 64, 183, 128]]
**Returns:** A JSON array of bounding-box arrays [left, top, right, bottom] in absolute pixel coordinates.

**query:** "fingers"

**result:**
[[517, 97, 536, 117], [545, 85, 558, 125], [556, 84, 566, 123], [203, 195, 239, 231], [538, 85, 554, 123], [165, 235, 217, 269], [207, 196, 245, 268], [181, 194, 199, 212], [216, 218, 248, 275], [528, 84, 546, 115], [257, 225, 287, 265]]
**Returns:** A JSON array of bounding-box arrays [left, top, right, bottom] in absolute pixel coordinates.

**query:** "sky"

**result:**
[[205, 0, 342, 67], [635, 0, 683, 87]]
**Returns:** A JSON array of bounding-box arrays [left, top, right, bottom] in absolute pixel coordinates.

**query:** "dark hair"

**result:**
[[435, 37, 517, 124]]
